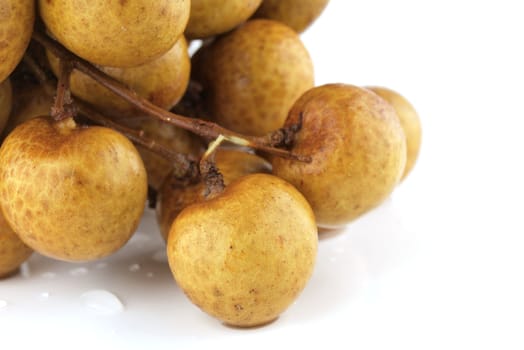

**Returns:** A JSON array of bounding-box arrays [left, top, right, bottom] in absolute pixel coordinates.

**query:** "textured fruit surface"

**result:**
[[0, 0, 34, 81], [157, 148, 271, 241], [0, 78, 13, 134], [47, 36, 190, 118], [368, 86, 422, 180], [167, 174, 317, 327], [185, 0, 262, 39], [193, 19, 314, 136], [0, 117, 147, 262], [39, 0, 189, 67], [272, 84, 407, 228], [0, 211, 32, 278], [254, 0, 329, 33]]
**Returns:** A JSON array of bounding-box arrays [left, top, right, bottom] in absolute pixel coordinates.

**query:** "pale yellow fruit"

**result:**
[[193, 19, 314, 136], [272, 84, 407, 228], [0, 0, 35, 82], [367, 86, 422, 180], [0, 210, 32, 278], [0, 78, 12, 134], [168, 173, 317, 327], [254, 0, 329, 33], [185, 0, 262, 39], [156, 148, 271, 241], [0, 117, 147, 262], [47, 36, 191, 118], [39, 0, 190, 67]]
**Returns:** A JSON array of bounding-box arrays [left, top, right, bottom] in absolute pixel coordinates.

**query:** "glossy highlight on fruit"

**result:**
[[272, 84, 407, 228], [167, 174, 317, 327], [0, 117, 148, 262]]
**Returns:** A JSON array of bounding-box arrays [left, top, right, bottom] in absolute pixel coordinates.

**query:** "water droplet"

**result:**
[[152, 250, 168, 263], [69, 267, 88, 276], [20, 263, 31, 278], [333, 247, 345, 254], [39, 292, 51, 300], [95, 262, 108, 269], [129, 232, 151, 245], [80, 290, 124, 315], [128, 263, 141, 272], [41, 272, 56, 279], [146, 272, 154, 278], [0, 300, 8, 309]]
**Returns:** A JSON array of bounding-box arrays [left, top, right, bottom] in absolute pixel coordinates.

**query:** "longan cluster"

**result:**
[[0, 0, 421, 328]]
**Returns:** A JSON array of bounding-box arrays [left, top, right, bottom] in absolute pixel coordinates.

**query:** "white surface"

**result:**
[[1, 1, 524, 349]]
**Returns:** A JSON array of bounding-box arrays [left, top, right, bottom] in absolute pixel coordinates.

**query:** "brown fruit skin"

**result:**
[[3, 83, 53, 137], [193, 19, 314, 136], [38, 0, 189, 68], [0, 0, 34, 82], [185, 0, 262, 39], [254, 0, 329, 33], [157, 148, 271, 241], [46, 37, 191, 119], [272, 84, 407, 228], [124, 117, 205, 190], [0, 211, 32, 278], [0, 79, 13, 134], [0, 117, 148, 262], [167, 173, 317, 327], [367, 86, 422, 181]]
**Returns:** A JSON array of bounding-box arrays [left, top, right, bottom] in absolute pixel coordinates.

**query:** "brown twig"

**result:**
[[32, 30, 311, 163], [22, 52, 199, 181], [50, 58, 75, 121]]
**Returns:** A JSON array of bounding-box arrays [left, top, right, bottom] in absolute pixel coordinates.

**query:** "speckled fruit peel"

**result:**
[[167, 174, 318, 327], [272, 84, 407, 228], [0, 117, 148, 262]]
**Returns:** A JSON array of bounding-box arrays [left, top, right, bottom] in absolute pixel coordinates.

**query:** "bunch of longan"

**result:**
[[0, 0, 421, 328]]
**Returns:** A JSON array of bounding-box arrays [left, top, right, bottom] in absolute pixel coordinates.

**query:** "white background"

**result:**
[[1, 1, 524, 349]]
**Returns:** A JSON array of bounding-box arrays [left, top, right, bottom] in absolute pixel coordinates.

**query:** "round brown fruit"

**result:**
[[0, 79, 13, 134], [157, 148, 271, 241], [0, 211, 32, 279], [272, 84, 407, 228], [38, 0, 189, 67], [253, 0, 329, 33], [0, 0, 35, 82], [367, 86, 422, 181], [167, 173, 317, 327], [185, 0, 262, 39], [46, 36, 191, 119], [192, 19, 314, 136], [0, 117, 147, 262]]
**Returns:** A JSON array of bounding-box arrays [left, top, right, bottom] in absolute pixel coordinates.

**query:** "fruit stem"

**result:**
[[22, 52, 199, 183], [199, 135, 226, 197], [50, 58, 75, 122], [32, 30, 311, 163]]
